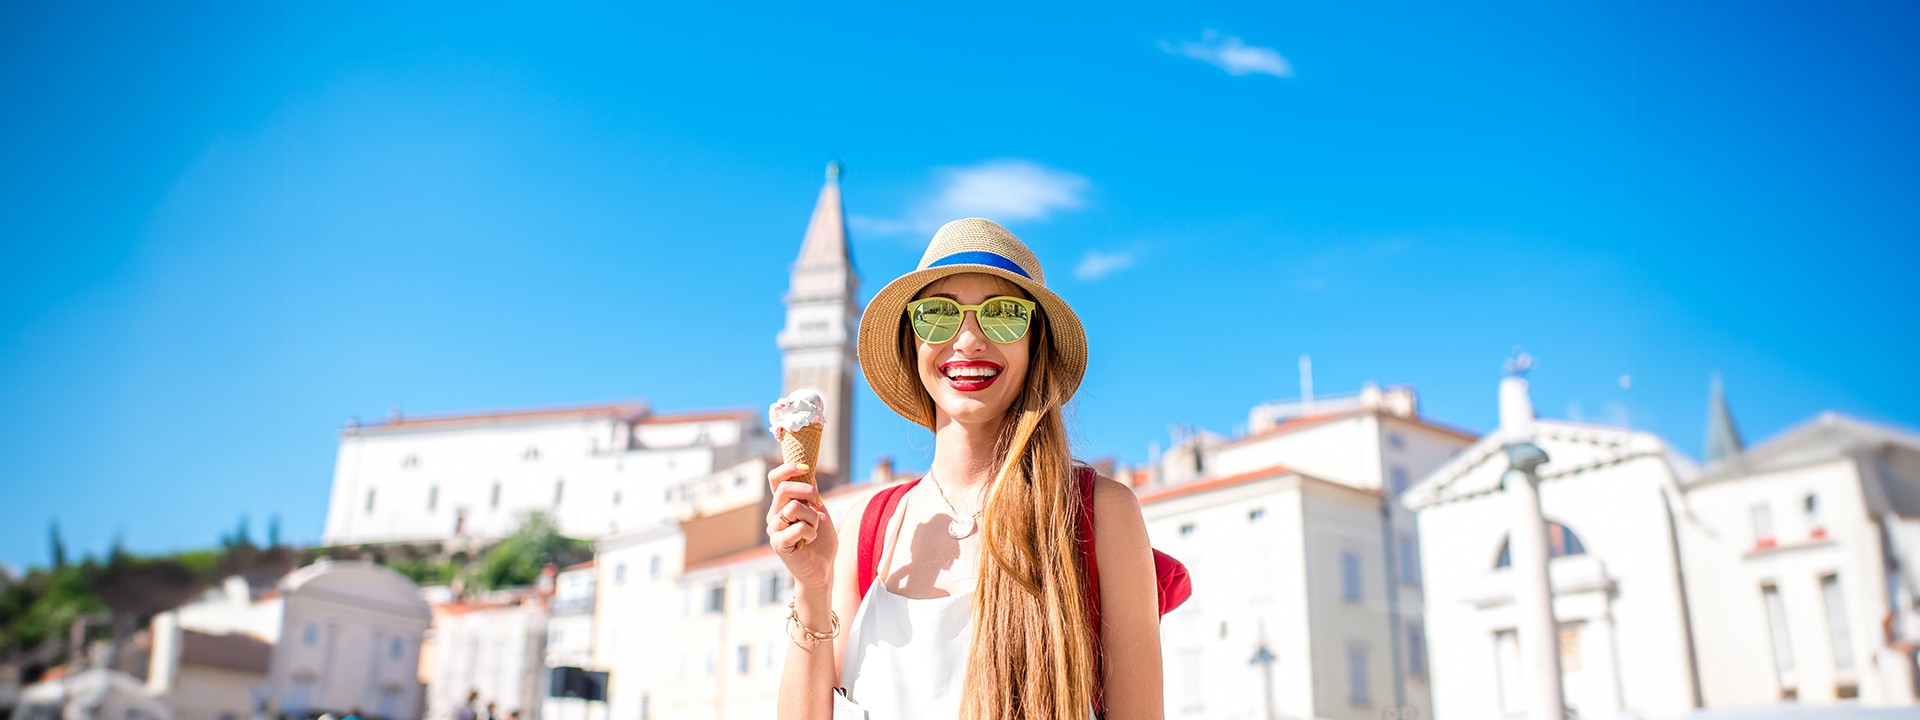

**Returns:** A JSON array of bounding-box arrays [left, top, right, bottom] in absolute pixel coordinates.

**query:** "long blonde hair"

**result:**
[[898, 308, 1098, 719]]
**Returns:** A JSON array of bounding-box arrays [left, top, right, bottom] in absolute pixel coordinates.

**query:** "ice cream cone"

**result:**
[[779, 424, 824, 486]]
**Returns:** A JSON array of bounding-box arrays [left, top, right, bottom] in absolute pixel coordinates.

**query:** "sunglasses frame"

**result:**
[[905, 295, 1039, 345]]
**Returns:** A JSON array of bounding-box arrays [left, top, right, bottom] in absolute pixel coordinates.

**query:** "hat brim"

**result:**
[[857, 263, 1088, 430]]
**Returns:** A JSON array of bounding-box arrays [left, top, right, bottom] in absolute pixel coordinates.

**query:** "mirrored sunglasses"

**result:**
[[906, 296, 1038, 345]]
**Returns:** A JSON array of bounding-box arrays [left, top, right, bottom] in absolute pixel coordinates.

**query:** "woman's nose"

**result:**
[[951, 310, 990, 352]]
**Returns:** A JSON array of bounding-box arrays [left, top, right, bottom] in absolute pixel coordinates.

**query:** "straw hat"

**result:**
[[857, 218, 1088, 429]]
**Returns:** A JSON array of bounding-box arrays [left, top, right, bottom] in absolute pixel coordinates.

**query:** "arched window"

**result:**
[[1494, 521, 1588, 568]]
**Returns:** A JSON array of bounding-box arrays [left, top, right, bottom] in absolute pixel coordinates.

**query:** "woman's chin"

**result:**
[[933, 396, 1014, 426]]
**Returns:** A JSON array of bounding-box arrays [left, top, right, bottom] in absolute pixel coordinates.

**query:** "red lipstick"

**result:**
[[940, 360, 1003, 393]]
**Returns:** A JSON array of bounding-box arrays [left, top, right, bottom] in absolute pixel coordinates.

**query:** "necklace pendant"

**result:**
[[947, 515, 977, 540]]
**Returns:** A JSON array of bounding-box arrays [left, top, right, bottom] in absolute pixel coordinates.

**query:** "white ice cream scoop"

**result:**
[[768, 389, 826, 435]]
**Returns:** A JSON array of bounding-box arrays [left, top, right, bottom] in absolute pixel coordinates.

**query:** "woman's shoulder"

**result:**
[[1075, 466, 1141, 509], [1081, 468, 1146, 533]]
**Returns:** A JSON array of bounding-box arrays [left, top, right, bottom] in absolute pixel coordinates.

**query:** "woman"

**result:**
[[765, 218, 1165, 719]]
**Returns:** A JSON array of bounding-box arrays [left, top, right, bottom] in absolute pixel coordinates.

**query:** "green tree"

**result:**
[[476, 512, 589, 590], [48, 521, 66, 570]]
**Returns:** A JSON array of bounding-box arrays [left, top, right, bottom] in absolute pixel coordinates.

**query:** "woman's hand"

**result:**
[[766, 462, 838, 594]]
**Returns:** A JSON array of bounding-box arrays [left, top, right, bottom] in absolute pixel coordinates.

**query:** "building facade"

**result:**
[[265, 561, 431, 719], [1139, 384, 1475, 720], [1678, 412, 1920, 707]]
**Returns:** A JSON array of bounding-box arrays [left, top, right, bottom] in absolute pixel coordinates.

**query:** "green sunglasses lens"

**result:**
[[910, 298, 962, 343], [978, 297, 1032, 343]]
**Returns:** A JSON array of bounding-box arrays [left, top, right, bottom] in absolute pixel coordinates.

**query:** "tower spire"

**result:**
[[795, 161, 851, 272], [1705, 372, 1744, 464], [778, 163, 859, 489]]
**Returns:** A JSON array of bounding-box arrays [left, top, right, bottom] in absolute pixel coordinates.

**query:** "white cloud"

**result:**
[[1074, 249, 1137, 281], [1161, 30, 1294, 78], [851, 159, 1091, 237]]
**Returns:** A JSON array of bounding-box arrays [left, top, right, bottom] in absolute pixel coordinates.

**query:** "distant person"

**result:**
[[453, 691, 479, 720], [344, 709, 362, 720], [506, 712, 521, 720], [484, 701, 499, 720]]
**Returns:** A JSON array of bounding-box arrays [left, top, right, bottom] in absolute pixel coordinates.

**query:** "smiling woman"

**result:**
[[762, 218, 1170, 720]]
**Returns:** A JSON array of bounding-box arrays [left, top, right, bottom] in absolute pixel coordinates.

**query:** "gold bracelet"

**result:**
[[786, 599, 840, 647]]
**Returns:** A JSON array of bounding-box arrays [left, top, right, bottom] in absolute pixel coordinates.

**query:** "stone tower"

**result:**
[[777, 162, 858, 490]]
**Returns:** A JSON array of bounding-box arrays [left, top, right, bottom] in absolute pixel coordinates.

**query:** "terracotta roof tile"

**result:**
[[1137, 465, 1299, 505]]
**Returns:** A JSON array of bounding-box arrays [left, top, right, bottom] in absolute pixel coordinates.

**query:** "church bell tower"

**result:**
[[778, 162, 859, 490]]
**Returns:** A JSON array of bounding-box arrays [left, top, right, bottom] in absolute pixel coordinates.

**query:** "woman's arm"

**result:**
[[1093, 476, 1165, 719], [768, 464, 865, 720]]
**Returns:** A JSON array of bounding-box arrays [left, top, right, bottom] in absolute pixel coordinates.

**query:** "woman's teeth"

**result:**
[[945, 367, 999, 379]]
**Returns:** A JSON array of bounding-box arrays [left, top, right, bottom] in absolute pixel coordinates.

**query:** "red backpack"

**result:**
[[855, 466, 1193, 714]]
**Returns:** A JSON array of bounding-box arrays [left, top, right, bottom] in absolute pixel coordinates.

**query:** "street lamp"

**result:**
[[1249, 628, 1278, 720]]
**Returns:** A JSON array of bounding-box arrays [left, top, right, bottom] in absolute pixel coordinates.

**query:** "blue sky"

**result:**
[[3, 2, 1916, 571]]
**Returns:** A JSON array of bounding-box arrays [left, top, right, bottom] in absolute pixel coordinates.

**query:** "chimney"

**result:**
[[872, 456, 894, 485]]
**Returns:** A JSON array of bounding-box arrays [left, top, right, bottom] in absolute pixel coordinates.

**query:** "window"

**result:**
[[1347, 645, 1371, 706], [553, 479, 565, 505], [1248, 508, 1265, 522], [1822, 574, 1854, 670], [1806, 494, 1825, 537], [614, 563, 627, 586], [1763, 583, 1796, 676], [401, 455, 419, 469], [525, 447, 541, 461], [737, 644, 751, 675], [706, 582, 726, 613], [1340, 551, 1363, 603], [490, 482, 501, 509], [303, 623, 318, 646], [1494, 521, 1588, 568], [1388, 433, 1406, 450], [389, 637, 404, 660], [613, 490, 621, 506], [650, 555, 662, 579], [1389, 465, 1410, 496], [365, 489, 376, 514], [1494, 630, 1522, 713], [1398, 536, 1421, 587], [427, 485, 438, 512], [641, 693, 651, 720], [1179, 523, 1196, 538], [1752, 501, 1776, 547], [763, 571, 785, 605], [1407, 622, 1428, 677], [1559, 622, 1584, 672]]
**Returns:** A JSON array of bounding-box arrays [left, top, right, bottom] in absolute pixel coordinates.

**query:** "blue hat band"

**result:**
[[926, 250, 1032, 280]]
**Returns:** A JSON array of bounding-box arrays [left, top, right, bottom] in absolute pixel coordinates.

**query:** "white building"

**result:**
[[144, 576, 279, 720], [1405, 374, 1702, 720], [1678, 410, 1920, 707], [266, 560, 431, 719], [591, 471, 905, 720], [1138, 384, 1476, 720], [323, 404, 779, 548], [425, 590, 550, 720], [540, 562, 597, 720]]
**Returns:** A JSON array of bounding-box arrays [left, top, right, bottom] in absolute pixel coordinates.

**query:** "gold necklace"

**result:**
[[928, 473, 984, 540]]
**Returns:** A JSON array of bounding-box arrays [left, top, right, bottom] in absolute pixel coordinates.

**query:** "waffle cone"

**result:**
[[779, 424, 824, 486]]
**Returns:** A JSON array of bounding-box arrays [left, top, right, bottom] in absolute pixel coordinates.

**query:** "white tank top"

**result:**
[[837, 485, 1098, 720], [840, 488, 975, 719]]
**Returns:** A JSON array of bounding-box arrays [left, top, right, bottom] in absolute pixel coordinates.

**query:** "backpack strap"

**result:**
[[856, 478, 920, 604], [1076, 465, 1106, 716]]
